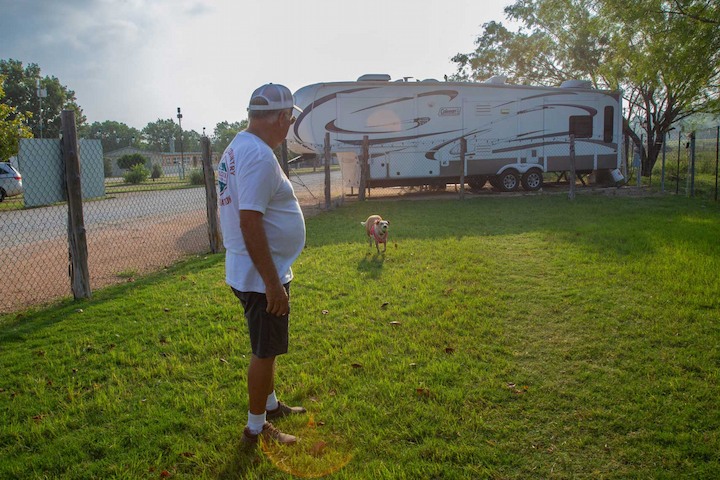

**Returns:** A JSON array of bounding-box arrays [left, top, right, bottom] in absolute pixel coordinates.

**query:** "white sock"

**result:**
[[247, 411, 266, 435], [266, 390, 279, 411]]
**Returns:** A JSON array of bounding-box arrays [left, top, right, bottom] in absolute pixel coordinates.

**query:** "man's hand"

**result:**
[[265, 282, 289, 317], [240, 209, 289, 316]]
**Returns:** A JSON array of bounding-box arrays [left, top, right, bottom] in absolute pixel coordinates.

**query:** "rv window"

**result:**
[[604, 106, 614, 143], [569, 116, 593, 138]]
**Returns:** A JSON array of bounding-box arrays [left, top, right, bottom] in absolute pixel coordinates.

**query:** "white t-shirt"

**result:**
[[218, 131, 305, 293]]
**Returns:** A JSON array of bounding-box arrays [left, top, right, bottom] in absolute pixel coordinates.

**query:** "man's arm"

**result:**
[[239, 209, 289, 316]]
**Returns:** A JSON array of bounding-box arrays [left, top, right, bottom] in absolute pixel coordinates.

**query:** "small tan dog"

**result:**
[[361, 214, 390, 252]]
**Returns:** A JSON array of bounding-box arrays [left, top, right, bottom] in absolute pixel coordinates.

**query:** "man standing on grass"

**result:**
[[218, 83, 306, 446]]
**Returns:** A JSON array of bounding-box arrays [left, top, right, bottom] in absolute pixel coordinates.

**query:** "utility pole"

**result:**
[[36, 78, 47, 138], [177, 107, 185, 180]]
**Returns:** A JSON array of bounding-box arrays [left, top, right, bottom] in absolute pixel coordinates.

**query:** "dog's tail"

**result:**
[[360, 221, 367, 226]]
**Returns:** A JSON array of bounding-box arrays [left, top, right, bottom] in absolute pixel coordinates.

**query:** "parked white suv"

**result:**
[[0, 162, 23, 202]]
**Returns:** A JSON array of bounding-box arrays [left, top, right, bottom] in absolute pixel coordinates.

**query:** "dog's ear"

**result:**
[[374, 219, 380, 225], [386, 220, 390, 224]]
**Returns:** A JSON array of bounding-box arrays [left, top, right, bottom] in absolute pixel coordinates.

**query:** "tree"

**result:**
[[661, 0, 719, 24], [151, 163, 163, 181], [142, 119, 181, 152], [452, 0, 720, 175], [80, 120, 142, 153], [182, 129, 202, 153], [0, 79, 32, 161], [123, 164, 149, 184], [117, 153, 148, 170], [0, 59, 86, 139], [212, 120, 248, 153]]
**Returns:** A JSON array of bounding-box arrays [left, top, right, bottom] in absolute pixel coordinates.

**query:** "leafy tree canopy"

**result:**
[[0, 58, 86, 139], [0, 78, 33, 161], [142, 118, 182, 152], [117, 153, 148, 170], [80, 120, 142, 153], [452, 0, 720, 175], [212, 120, 248, 153]]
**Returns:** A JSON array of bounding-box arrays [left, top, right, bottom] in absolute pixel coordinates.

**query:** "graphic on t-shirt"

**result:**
[[218, 148, 235, 200], [218, 161, 228, 195]]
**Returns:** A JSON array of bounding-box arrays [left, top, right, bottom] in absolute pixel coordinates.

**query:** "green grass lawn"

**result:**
[[1, 195, 719, 479]]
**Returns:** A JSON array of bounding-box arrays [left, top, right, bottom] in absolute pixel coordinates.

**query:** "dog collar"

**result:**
[[371, 224, 387, 242]]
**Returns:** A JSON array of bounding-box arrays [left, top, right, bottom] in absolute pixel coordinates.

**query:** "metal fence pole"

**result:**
[[359, 135, 368, 201], [715, 126, 719, 202], [201, 136, 222, 253], [568, 134, 576, 200], [676, 130, 681, 195], [661, 132, 666, 192], [324, 132, 331, 209], [637, 134, 643, 188], [689, 131, 696, 197], [459, 138, 466, 200], [61, 110, 91, 300]]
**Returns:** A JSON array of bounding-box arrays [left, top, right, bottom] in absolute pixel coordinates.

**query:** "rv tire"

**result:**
[[521, 169, 544, 191], [497, 170, 520, 192]]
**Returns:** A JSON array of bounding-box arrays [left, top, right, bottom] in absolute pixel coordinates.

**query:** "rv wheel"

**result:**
[[521, 169, 544, 191], [467, 175, 488, 191], [497, 170, 520, 192]]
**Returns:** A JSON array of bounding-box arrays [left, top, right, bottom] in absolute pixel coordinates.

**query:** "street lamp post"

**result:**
[[177, 107, 185, 180], [36, 79, 47, 139]]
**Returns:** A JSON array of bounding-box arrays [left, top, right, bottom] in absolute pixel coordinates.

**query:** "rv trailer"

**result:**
[[287, 74, 624, 192]]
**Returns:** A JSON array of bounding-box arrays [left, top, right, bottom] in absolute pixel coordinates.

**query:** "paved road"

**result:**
[[0, 171, 341, 249]]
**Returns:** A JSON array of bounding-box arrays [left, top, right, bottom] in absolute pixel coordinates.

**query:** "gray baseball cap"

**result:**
[[247, 83, 302, 112]]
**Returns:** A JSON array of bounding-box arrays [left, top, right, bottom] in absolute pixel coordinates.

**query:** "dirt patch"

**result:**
[[1, 187, 335, 314], [2, 211, 209, 314]]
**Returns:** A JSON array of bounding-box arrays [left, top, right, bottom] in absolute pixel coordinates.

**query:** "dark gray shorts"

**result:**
[[231, 283, 290, 358]]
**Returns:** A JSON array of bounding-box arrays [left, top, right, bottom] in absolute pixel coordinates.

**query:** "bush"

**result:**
[[117, 153, 147, 170], [188, 168, 205, 185], [123, 164, 149, 184], [103, 157, 113, 177], [151, 164, 163, 181]]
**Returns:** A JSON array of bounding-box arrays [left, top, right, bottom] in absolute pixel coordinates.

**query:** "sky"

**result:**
[[0, 0, 512, 134]]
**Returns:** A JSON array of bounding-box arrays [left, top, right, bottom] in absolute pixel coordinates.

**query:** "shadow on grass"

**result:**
[[357, 251, 385, 279], [216, 442, 261, 480], [0, 253, 224, 343]]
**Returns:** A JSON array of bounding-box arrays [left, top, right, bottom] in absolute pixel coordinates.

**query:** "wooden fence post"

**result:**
[[201, 136, 222, 253], [324, 133, 331, 209], [568, 134, 576, 200], [61, 110, 91, 299], [459, 138, 467, 200], [359, 135, 369, 201], [281, 140, 289, 177]]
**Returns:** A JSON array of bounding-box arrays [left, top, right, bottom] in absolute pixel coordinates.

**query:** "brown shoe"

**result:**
[[242, 422, 297, 447], [266, 401, 307, 421]]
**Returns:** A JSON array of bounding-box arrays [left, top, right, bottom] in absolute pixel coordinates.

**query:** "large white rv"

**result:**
[[287, 74, 624, 192]]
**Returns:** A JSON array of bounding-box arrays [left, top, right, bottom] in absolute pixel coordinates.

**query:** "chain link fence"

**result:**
[[1, 123, 344, 314], [651, 127, 719, 200], [14, 118, 710, 314], [345, 136, 623, 194], [2, 135, 211, 313]]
